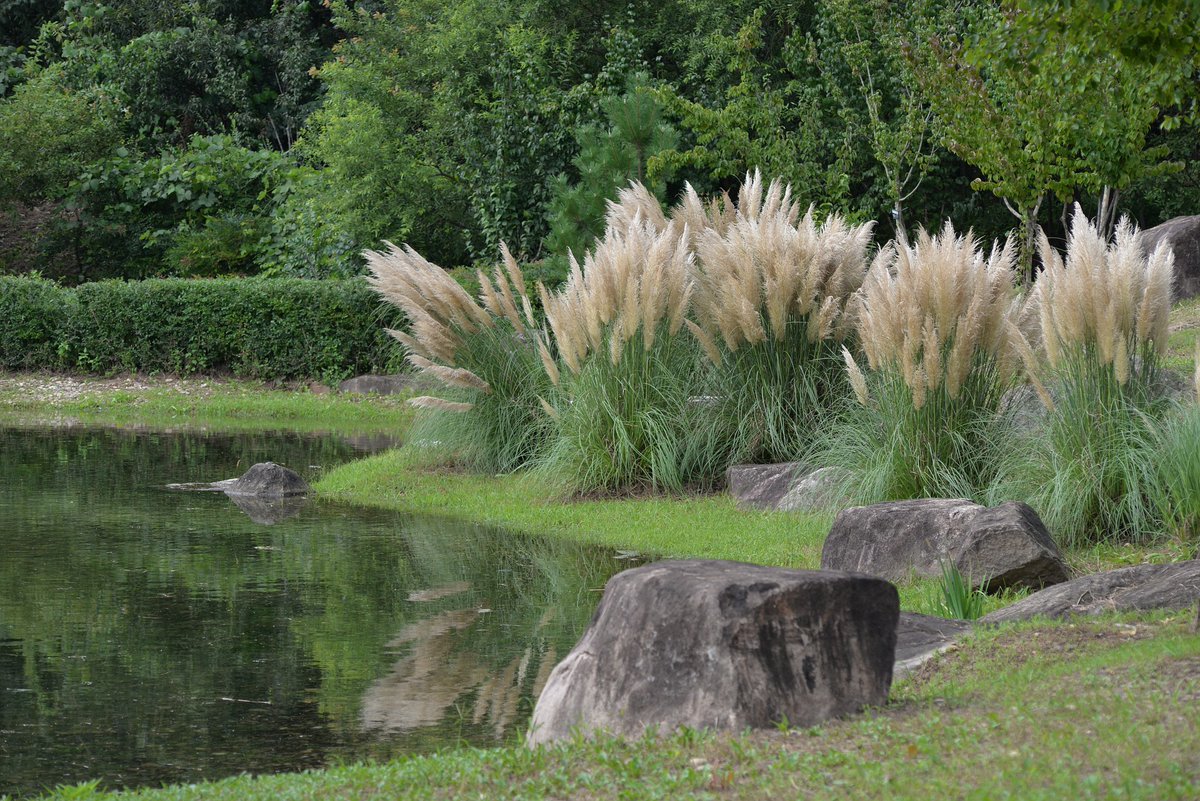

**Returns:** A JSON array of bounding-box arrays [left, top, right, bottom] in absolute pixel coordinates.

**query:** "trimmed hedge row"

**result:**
[[0, 276, 403, 381]]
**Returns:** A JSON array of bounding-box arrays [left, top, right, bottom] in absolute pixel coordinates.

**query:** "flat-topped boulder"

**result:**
[[527, 559, 899, 745], [894, 612, 976, 679], [981, 561, 1200, 623], [821, 499, 1068, 592]]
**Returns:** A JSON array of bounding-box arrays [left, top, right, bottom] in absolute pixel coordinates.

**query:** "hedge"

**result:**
[[0, 276, 404, 381]]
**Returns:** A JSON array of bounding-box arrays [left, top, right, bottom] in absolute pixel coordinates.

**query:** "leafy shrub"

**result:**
[[0, 275, 401, 380], [0, 275, 75, 369]]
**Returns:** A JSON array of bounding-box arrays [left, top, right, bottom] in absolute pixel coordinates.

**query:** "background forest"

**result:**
[[0, 0, 1197, 285]]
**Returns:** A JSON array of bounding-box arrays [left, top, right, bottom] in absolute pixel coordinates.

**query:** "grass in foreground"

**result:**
[[30, 614, 1200, 801], [0, 373, 414, 435]]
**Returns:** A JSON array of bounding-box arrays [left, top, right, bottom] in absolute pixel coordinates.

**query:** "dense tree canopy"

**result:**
[[0, 0, 1196, 282]]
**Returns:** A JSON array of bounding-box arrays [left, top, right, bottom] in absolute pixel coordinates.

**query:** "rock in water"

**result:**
[[223, 462, 310, 497], [821, 499, 1068, 592], [526, 560, 898, 745], [981, 561, 1200, 623]]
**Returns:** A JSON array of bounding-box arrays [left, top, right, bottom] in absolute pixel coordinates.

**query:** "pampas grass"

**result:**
[[366, 242, 553, 472], [996, 210, 1177, 546], [535, 215, 717, 494], [689, 171, 873, 463], [821, 224, 1027, 503]]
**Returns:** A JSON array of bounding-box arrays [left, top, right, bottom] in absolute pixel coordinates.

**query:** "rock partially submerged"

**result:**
[[167, 462, 311, 522], [527, 559, 899, 745], [981, 561, 1200, 623], [222, 462, 310, 497], [821, 498, 1069, 592]]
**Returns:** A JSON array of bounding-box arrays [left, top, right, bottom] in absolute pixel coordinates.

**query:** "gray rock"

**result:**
[[981, 560, 1200, 623], [779, 466, 850, 512], [338, 374, 419, 396], [727, 463, 848, 512], [893, 612, 975, 679], [821, 499, 1069, 592], [223, 462, 310, 498], [1141, 214, 1200, 300], [726, 462, 805, 510], [526, 559, 899, 745]]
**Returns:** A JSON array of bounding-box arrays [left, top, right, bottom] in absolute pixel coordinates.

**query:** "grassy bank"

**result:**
[[0, 373, 414, 435], [31, 614, 1200, 801]]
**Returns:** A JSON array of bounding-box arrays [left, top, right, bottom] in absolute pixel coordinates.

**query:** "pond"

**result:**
[[0, 427, 643, 798]]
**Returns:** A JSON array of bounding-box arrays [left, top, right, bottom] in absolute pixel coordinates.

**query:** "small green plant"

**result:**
[[933, 561, 987, 620]]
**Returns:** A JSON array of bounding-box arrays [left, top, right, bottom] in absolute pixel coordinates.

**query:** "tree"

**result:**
[[545, 74, 679, 259], [820, 0, 941, 242], [911, 1, 1174, 277]]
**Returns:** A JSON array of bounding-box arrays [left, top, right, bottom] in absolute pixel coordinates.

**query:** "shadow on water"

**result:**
[[0, 427, 642, 798]]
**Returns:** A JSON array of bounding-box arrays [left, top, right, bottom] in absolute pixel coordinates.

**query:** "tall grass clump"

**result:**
[[365, 242, 552, 472], [534, 213, 713, 494], [823, 224, 1029, 503], [689, 171, 873, 464], [1001, 209, 1177, 546], [1154, 399, 1200, 552]]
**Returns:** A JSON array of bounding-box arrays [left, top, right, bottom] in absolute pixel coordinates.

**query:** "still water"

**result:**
[[0, 427, 640, 798]]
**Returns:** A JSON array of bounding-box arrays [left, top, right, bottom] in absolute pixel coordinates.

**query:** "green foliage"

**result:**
[[911, 1, 1175, 273], [652, 11, 839, 210], [537, 331, 718, 495], [0, 274, 75, 369], [933, 561, 987, 620], [544, 75, 679, 260], [0, 66, 118, 204], [61, 133, 300, 279], [996, 355, 1172, 549], [1154, 403, 1200, 551], [0, 275, 401, 380], [407, 324, 556, 475], [821, 360, 1015, 505]]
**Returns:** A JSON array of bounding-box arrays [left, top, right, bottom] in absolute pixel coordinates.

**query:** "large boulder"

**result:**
[[526, 560, 899, 745], [222, 462, 310, 498], [981, 561, 1200, 623], [821, 499, 1068, 592], [1141, 214, 1200, 300], [727, 463, 848, 512]]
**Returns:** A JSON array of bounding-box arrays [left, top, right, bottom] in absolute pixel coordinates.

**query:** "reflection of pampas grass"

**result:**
[[689, 170, 873, 463], [996, 209, 1176, 547], [366, 241, 553, 472], [820, 224, 1026, 503]]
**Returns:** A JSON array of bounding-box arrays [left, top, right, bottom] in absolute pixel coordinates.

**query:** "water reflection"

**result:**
[[0, 427, 640, 798]]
